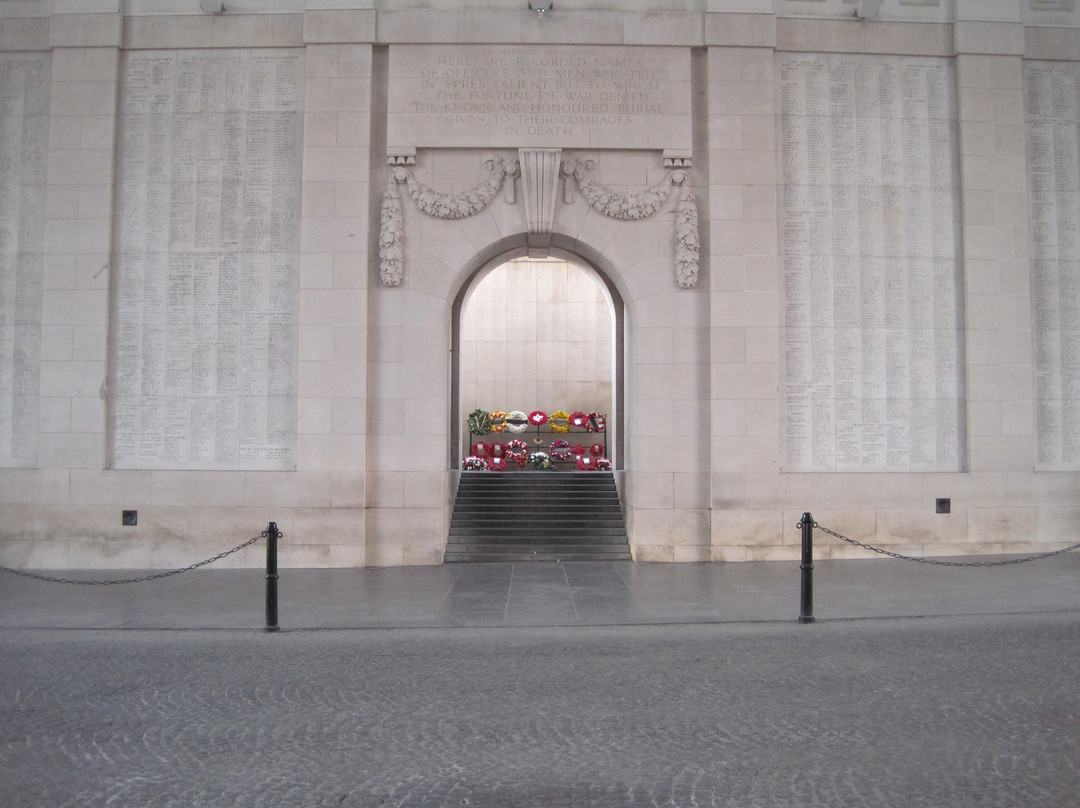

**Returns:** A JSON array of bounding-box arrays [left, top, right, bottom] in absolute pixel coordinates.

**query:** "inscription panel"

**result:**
[[0, 53, 48, 468], [1026, 61, 1080, 470], [780, 54, 965, 472], [110, 50, 301, 470], [388, 44, 691, 151]]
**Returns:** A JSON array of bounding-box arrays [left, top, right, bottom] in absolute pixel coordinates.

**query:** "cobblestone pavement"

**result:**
[[2, 613, 1078, 807]]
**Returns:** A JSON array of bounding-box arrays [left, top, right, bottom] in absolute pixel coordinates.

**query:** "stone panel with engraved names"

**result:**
[[780, 54, 964, 472], [0, 53, 48, 468], [110, 50, 301, 470], [1026, 61, 1080, 470]]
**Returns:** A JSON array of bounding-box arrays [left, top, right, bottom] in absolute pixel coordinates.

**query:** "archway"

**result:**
[[451, 254, 623, 469]]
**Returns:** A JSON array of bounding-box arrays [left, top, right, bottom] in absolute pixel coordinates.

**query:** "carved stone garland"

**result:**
[[566, 158, 700, 289], [674, 183, 699, 289], [380, 156, 514, 287], [565, 160, 672, 221], [379, 185, 405, 287], [379, 154, 699, 289]]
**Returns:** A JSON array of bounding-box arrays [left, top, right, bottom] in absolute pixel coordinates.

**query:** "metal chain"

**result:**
[[0, 531, 273, 586], [811, 521, 1080, 567]]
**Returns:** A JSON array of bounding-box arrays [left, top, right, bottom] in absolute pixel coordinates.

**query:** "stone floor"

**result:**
[[2, 552, 1079, 629]]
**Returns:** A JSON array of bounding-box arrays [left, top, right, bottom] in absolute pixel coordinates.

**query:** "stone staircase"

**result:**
[[445, 471, 632, 562]]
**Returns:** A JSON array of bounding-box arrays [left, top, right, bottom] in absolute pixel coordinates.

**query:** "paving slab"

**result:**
[[1, 551, 1078, 630]]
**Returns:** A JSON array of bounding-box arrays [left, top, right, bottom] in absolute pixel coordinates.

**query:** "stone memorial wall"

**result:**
[[1, 1, 1078, 569], [0, 54, 48, 469], [1025, 61, 1080, 470], [109, 49, 302, 470], [780, 53, 964, 472]]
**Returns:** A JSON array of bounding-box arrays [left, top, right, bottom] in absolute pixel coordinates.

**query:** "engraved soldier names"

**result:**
[[780, 54, 964, 472], [0, 54, 48, 468], [110, 50, 301, 470], [1026, 62, 1080, 470]]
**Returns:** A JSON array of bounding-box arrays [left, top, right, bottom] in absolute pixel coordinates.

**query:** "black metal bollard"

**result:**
[[265, 521, 280, 632], [798, 512, 815, 624]]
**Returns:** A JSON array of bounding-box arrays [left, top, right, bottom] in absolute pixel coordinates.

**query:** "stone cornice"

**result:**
[[0, 5, 1075, 58]]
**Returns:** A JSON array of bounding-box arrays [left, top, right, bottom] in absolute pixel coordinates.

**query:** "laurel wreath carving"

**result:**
[[379, 186, 404, 287], [674, 186, 699, 289]]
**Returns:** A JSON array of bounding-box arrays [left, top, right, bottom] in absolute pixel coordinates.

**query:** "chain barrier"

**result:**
[[0, 531, 270, 586], [810, 520, 1080, 568], [796, 511, 1080, 624]]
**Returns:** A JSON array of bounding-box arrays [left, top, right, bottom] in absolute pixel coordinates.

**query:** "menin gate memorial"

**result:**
[[0, 1, 1078, 569]]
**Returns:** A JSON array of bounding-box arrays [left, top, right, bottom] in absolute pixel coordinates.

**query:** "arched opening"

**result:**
[[451, 254, 623, 469]]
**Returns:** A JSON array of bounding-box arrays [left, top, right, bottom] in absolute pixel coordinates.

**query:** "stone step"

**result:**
[[450, 524, 627, 536], [447, 531, 630, 544], [450, 510, 627, 525], [447, 470, 630, 563], [456, 471, 613, 482], [455, 498, 618, 507], [444, 545, 633, 562]]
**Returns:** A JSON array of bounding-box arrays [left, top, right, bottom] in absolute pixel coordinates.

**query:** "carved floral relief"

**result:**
[[379, 152, 699, 289]]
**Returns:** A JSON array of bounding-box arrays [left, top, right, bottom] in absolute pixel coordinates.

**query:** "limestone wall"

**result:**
[[0, 0, 1078, 569]]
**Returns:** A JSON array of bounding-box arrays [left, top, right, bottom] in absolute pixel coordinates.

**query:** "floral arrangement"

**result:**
[[507, 439, 529, 468], [468, 409, 492, 436], [466, 437, 610, 471], [549, 411, 571, 433], [549, 439, 572, 461], [528, 451, 555, 471], [576, 455, 614, 471], [473, 408, 606, 439]]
